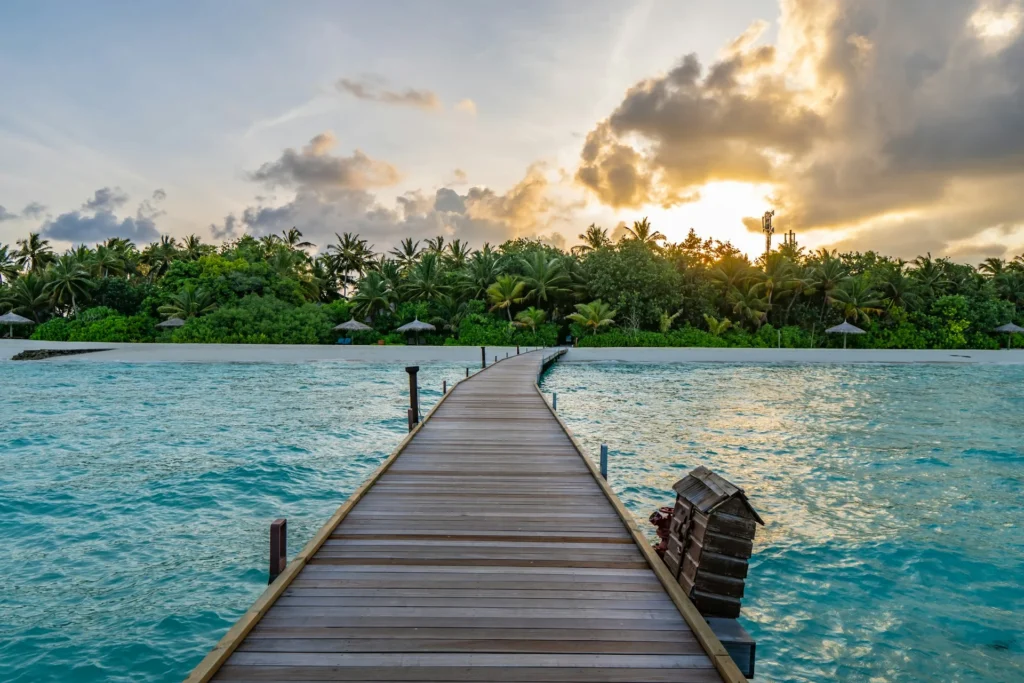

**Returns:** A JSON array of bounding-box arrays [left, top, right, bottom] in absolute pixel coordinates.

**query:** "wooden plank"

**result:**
[[193, 351, 738, 683]]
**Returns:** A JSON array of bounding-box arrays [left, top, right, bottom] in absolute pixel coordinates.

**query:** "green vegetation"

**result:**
[[1, 222, 1022, 348]]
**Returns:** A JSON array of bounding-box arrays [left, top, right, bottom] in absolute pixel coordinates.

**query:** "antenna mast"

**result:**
[[761, 210, 775, 259]]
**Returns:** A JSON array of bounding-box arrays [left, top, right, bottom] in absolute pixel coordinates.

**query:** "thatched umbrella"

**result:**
[[334, 319, 372, 333], [396, 317, 436, 346], [156, 317, 186, 329], [0, 312, 33, 338], [825, 320, 865, 349], [995, 322, 1024, 349]]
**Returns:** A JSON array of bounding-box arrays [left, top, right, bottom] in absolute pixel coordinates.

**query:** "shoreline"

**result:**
[[3, 340, 1023, 364]]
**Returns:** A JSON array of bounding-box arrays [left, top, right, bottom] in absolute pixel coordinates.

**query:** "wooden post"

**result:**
[[494, 355, 497, 364], [552, 393, 557, 411], [481, 346, 486, 368], [516, 345, 520, 355], [405, 366, 420, 429], [465, 367, 469, 377], [442, 379, 447, 393], [269, 518, 287, 584], [600, 444, 608, 479]]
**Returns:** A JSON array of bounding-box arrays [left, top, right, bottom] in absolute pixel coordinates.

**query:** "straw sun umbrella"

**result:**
[[334, 318, 373, 343], [994, 322, 1024, 349], [0, 312, 34, 338], [825, 320, 866, 349], [155, 317, 186, 329], [396, 318, 436, 345]]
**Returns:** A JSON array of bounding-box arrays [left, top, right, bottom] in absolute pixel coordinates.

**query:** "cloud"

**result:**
[[219, 134, 577, 250], [0, 206, 17, 222], [82, 187, 130, 212], [40, 188, 162, 244], [22, 202, 47, 219], [577, 0, 1024, 258], [450, 168, 469, 185], [454, 99, 478, 116], [337, 77, 442, 110], [250, 131, 401, 195]]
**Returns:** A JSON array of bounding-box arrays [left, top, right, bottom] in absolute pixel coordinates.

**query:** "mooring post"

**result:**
[[481, 346, 486, 369], [269, 518, 287, 584], [465, 367, 469, 378], [552, 392, 558, 411], [442, 379, 447, 394], [516, 345, 520, 355], [506, 352, 509, 358], [494, 355, 498, 364], [600, 444, 608, 479], [405, 366, 420, 430]]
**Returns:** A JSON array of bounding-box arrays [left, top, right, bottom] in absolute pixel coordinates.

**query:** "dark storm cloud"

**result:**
[[42, 211, 159, 244], [337, 77, 442, 111], [577, 0, 1024, 258], [82, 187, 130, 212]]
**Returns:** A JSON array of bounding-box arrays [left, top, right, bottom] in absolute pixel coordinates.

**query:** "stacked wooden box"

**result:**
[[663, 466, 764, 619]]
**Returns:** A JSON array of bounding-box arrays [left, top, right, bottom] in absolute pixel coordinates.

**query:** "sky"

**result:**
[[1, 0, 1024, 262]]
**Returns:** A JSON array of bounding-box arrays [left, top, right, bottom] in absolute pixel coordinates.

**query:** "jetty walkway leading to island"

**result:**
[[186, 350, 744, 683]]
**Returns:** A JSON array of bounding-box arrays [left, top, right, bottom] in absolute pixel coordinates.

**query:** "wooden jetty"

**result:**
[[186, 350, 745, 682]]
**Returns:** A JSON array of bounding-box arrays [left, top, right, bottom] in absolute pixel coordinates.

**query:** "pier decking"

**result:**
[[187, 350, 744, 682]]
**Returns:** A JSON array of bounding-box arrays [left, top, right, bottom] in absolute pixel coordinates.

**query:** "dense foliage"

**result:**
[[1, 222, 1022, 348]]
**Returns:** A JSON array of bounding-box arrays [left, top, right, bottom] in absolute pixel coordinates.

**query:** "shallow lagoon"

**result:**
[[541, 362, 1024, 682], [1, 360, 1022, 682]]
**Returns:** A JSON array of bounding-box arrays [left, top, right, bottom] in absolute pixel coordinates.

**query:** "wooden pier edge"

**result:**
[[183, 363, 473, 683], [535, 352, 748, 683]]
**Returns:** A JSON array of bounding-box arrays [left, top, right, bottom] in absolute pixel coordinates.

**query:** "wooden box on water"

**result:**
[[664, 466, 764, 619]]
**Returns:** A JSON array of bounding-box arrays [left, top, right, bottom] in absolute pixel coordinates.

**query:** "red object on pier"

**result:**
[[648, 506, 674, 558]]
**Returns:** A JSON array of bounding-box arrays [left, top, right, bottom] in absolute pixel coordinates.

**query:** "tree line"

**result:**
[[1, 219, 1022, 348]]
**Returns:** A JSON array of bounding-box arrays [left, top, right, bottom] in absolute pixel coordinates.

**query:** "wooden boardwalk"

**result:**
[[187, 350, 744, 683]]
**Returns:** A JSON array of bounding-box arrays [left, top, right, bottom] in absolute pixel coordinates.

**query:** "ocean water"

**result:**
[[0, 361, 468, 683], [541, 362, 1024, 682]]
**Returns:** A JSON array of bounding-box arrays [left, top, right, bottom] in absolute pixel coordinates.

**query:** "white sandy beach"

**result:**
[[2, 339, 1023, 364]]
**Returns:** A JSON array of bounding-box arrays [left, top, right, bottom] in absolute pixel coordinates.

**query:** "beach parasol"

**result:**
[[396, 317, 436, 345], [0, 312, 33, 338], [334, 319, 373, 332], [156, 317, 186, 329], [825, 320, 865, 349], [994, 322, 1024, 349]]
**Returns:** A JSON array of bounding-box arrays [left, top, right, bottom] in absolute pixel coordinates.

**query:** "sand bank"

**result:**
[[3, 340, 1022, 364]]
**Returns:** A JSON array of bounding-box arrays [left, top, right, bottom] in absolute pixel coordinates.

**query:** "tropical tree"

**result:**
[[812, 252, 850, 320], [703, 314, 733, 336], [514, 306, 547, 332], [403, 252, 448, 301], [5, 272, 50, 322], [281, 228, 315, 250], [831, 278, 884, 324], [431, 294, 469, 335], [445, 239, 473, 269], [486, 274, 527, 320], [141, 236, 180, 279], [389, 238, 422, 272], [0, 244, 19, 284], [327, 232, 372, 295], [568, 300, 617, 334], [573, 224, 610, 254], [16, 232, 54, 273], [351, 271, 392, 320], [623, 217, 665, 249], [460, 249, 505, 299], [158, 284, 217, 319], [727, 283, 768, 328], [659, 309, 682, 333], [44, 254, 93, 314], [520, 251, 569, 305]]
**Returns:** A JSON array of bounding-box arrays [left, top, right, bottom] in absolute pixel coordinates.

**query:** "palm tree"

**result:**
[[876, 264, 921, 311], [403, 252, 448, 301], [910, 253, 950, 300], [703, 314, 733, 336], [782, 266, 816, 324], [327, 232, 373, 296], [92, 244, 127, 278], [711, 256, 755, 292], [445, 239, 473, 269], [158, 284, 217, 319], [487, 274, 527, 321], [659, 309, 682, 333], [459, 249, 505, 299], [995, 270, 1024, 308], [514, 306, 547, 332], [727, 283, 768, 328], [623, 217, 665, 249], [45, 254, 93, 314], [758, 253, 797, 320], [812, 252, 850, 321], [425, 235, 446, 254], [568, 300, 617, 334], [431, 294, 469, 335], [351, 271, 392, 320], [831, 278, 883, 324], [0, 244, 19, 284], [6, 272, 50, 322], [979, 257, 1006, 277], [389, 238, 422, 271], [141, 236, 180, 279], [16, 232, 54, 273], [281, 227, 315, 250], [573, 224, 610, 254], [520, 251, 569, 305], [182, 234, 214, 261]]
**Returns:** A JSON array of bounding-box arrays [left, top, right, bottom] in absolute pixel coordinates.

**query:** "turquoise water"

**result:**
[[0, 361, 468, 683], [541, 362, 1024, 682]]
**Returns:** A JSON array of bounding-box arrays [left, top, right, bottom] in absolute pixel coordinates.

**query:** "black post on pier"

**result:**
[[269, 518, 287, 584], [516, 345, 520, 355], [481, 346, 486, 369], [406, 366, 420, 430]]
